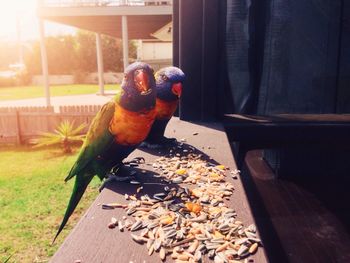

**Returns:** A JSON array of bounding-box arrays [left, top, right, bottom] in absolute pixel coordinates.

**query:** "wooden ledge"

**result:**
[[223, 114, 350, 144], [244, 151, 350, 263], [50, 118, 268, 262]]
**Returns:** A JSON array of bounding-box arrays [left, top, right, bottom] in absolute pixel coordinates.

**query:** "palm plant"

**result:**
[[34, 120, 87, 153]]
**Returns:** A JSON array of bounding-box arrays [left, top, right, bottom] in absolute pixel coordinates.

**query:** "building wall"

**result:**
[[139, 42, 172, 60]]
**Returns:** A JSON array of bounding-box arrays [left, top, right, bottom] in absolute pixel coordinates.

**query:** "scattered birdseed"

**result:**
[[104, 152, 261, 262]]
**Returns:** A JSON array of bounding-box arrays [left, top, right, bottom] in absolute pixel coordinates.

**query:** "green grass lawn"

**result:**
[[0, 145, 100, 263], [0, 84, 118, 101]]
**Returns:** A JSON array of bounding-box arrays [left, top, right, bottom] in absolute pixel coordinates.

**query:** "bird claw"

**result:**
[[99, 173, 138, 192], [128, 157, 145, 164], [140, 137, 177, 149], [99, 165, 139, 192]]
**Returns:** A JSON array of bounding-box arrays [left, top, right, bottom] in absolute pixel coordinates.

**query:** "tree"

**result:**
[[24, 30, 137, 76], [0, 42, 18, 70], [25, 35, 78, 75]]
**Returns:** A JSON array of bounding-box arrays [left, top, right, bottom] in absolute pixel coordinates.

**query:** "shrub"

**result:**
[[34, 120, 87, 153], [0, 76, 15, 87]]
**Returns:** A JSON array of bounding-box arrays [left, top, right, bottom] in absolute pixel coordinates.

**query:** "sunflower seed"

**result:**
[[214, 255, 225, 263], [159, 247, 166, 261], [154, 239, 162, 251], [148, 244, 154, 256], [165, 229, 177, 239], [195, 234, 209, 241], [102, 203, 126, 209], [248, 224, 257, 233], [172, 176, 184, 184], [249, 243, 258, 254], [208, 249, 216, 259], [126, 207, 136, 215], [193, 250, 202, 262], [131, 220, 143, 231], [105, 152, 260, 262], [147, 221, 159, 229], [237, 245, 249, 256], [131, 234, 147, 244], [146, 238, 154, 249], [118, 221, 124, 231], [211, 237, 225, 243]]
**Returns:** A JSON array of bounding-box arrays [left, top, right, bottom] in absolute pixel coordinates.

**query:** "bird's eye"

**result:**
[[162, 75, 168, 81]]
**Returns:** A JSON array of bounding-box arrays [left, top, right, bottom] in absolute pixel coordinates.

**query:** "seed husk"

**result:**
[[131, 234, 147, 244], [126, 207, 136, 215], [104, 152, 260, 262], [118, 221, 124, 231], [102, 203, 127, 209], [177, 254, 189, 261], [148, 244, 154, 256], [108, 222, 116, 229], [154, 239, 162, 251], [193, 250, 202, 262], [214, 255, 225, 263], [237, 245, 249, 256], [146, 238, 154, 249], [188, 239, 199, 254], [249, 243, 258, 254], [159, 247, 166, 261]]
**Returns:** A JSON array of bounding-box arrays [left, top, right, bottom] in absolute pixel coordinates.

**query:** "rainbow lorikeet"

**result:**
[[54, 62, 156, 241], [141, 66, 185, 148]]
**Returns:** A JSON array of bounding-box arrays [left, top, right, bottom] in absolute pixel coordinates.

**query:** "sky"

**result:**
[[0, 0, 75, 41]]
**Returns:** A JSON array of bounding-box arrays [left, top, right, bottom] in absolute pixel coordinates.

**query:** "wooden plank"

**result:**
[[50, 118, 268, 262], [224, 113, 350, 170], [245, 151, 350, 263], [224, 114, 350, 144], [15, 110, 22, 145]]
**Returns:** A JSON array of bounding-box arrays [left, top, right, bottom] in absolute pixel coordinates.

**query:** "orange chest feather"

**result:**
[[109, 104, 156, 145], [156, 98, 179, 120]]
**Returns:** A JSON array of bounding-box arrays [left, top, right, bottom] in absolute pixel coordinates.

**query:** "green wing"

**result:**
[[54, 101, 116, 242], [65, 100, 115, 181]]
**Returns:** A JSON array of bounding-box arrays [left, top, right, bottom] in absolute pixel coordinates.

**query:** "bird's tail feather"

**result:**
[[53, 173, 93, 243], [64, 163, 78, 182]]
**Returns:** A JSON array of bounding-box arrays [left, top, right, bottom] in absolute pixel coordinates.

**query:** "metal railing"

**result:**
[[39, 0, 172, 7]]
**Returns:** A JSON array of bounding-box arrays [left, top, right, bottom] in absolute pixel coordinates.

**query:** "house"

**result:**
[[37, 0, 172, 99]]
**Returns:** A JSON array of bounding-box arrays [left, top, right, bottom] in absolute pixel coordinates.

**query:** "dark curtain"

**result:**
[[225, 0, 350, 115], [225, 0, 350, 174]]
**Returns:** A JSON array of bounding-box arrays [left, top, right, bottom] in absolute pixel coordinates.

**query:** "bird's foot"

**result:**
[[140, 137, 177, 149], [99, 164, 139, 192], [123, 157, 145, 167]]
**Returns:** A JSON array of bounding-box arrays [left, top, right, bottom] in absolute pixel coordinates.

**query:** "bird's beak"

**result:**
[[171, 82, 182, 98], [135, 70, 151, 95]]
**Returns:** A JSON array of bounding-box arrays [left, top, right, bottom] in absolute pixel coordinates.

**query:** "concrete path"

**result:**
[[0, 93, 115, 112]]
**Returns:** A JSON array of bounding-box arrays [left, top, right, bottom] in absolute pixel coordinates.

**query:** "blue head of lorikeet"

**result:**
[[155, 66, 185, 102], [119, 62, 156, 112], [141, 66, 185, 148]]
